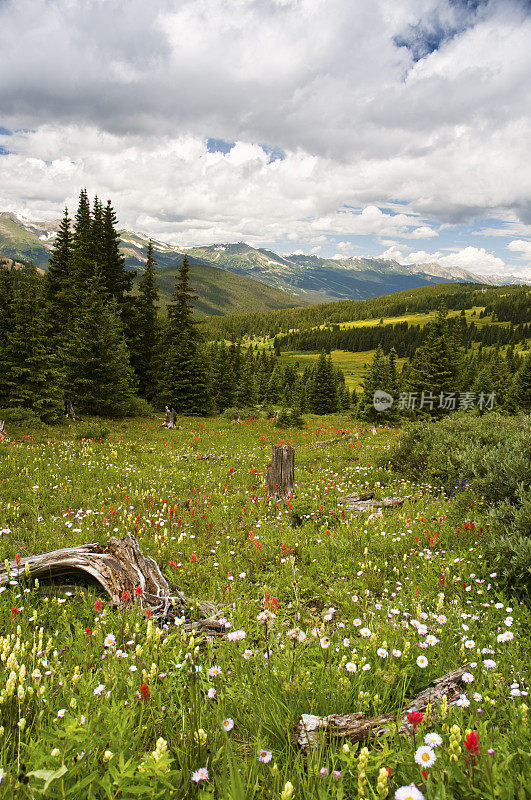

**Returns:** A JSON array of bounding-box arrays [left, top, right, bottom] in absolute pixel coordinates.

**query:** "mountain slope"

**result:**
[[185, 243, 496, 303], [0, 212, 508, 310], [0, 214, 301, 316]]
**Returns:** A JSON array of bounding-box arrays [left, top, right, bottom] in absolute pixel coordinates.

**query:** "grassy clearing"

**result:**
[[0, 414, 529, 799], [278, 350, 407, 390]]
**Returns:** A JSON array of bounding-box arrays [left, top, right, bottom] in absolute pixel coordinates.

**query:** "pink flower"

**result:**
[[258, 749, 272, 763]]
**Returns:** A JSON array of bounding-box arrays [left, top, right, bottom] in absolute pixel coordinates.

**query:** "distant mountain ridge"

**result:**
[[0, 212, 526, 312]]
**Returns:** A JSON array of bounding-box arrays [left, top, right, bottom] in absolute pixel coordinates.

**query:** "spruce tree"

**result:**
[[130, 240, 160, 399], [69, 189, 95, 293], [2, 269, 63, 421], [64, 273, 136, 416], [407, 305, 462, 411], [102, 200, 134, 303], [512, 354, 531, 412], [44, 207, 72, 344], [359, 346, 391, 421], [162, 256, 210, 414], [308, 352, 338, 414]]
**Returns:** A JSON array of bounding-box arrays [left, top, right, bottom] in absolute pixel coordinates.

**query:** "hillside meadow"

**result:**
[[0, 414, 529, 799]]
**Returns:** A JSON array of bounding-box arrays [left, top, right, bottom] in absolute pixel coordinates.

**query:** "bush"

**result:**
[[389, 412, 531, 599], [388, 412, 526, 490], [0, 407, 41, 426], [126, 396, 155, 417], [223, 407, 256, 421], [75, 421, 111, 441]]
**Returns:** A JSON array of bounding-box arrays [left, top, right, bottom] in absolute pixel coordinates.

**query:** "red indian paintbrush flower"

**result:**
[[464, 731, 479, 756], [94, 599, 103, 611], [141, 683, 150, 700], [407, 711, 423, 729]]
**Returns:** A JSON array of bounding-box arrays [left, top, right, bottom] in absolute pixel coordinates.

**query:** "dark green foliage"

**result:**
[[359, 346, 398, 421], [389, 413, 531, 598], [64, 274, 136, 417], [512, 353, 531, 412], [130, 241, 160, 399], [0, 267, 63, 422], [308, 352, 338, 414], [101, 200, 134, 304], [161, 256, 211, 414], [44, 207, 72, 344], [406, 305, 463, 408]]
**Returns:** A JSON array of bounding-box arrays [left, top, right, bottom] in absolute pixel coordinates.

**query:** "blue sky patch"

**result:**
[[206, 137, 235, 155]]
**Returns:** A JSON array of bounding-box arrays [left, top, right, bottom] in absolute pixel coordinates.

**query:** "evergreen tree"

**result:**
[[102, 200, 134, 303], [407, 305, 462, 411], [162, 256, 211, 414], [44, 207, 72, 344], [1, 269, 63, 421], [512, 354, 531, 412], [69, 189, 96, 293], [308, 353, 338, 414], [130, 240, 160, 399], [64, 273, 136, 416], [359, 346, 391, 421]]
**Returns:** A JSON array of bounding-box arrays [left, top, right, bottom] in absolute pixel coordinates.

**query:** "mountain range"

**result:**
[[1, 211, 524, 315]]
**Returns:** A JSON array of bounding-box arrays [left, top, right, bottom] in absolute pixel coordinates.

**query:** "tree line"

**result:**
[[359, 307, 530, 420], [201, 283, 531, 340], [274, 316, 530, 359], [0, 191, 348, 421]]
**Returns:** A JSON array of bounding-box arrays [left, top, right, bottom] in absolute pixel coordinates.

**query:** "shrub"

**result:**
[[0, 407, 41, 425], [75, 421, 111, 441]]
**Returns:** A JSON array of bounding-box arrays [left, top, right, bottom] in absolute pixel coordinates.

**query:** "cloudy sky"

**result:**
[[0, 0, 530, 278]]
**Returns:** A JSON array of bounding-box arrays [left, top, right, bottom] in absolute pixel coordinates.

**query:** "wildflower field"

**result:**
[[0, 415, 529, 799]]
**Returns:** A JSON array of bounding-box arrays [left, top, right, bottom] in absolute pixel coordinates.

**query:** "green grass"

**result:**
[[0, 413, 529, 798], [278, 349, 407, 390]]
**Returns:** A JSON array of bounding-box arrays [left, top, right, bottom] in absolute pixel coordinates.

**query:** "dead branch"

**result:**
[[341, 493, 417, 512], [0, 533, 221, 631], [296, 663, 472, 749]]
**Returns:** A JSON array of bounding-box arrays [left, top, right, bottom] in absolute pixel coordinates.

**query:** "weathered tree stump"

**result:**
[[64, 399, 75, 420], [0, 533, 222, 632], [296, 663, 472, 750], [0, 420, 7, 438], [162, 406, 178, 428], [266, 444, 296, 500]]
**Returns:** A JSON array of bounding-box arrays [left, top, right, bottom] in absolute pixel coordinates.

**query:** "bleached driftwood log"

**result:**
[[296, 663, 472, 750], [341, 493, 417, 512], [267, 444, 296, 500], [0, 533, 222, 632]]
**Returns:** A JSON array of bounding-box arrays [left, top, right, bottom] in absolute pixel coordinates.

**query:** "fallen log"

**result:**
[[0, 533, 222, 632], [341, 493, 417, 512], [296, 663, 472, 750]]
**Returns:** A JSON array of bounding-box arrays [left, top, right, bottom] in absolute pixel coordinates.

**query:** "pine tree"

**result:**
[[130, 240, 160, 399], [64, 273, 136, 416], [512, 353, 531, 412], [407, 305, 462, 411], [308, 353, 338, 414], [102, 200, 134, 303], [162, 256, 210, 415], [359, 346, 391, 420], [1, 268, 63, 421], [44, 207, 72, 344], [69, 189, 95, 293]]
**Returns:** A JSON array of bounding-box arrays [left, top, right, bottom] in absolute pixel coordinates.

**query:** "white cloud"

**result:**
[[437, 246, 505, 273], [508, 239, 531, 259], [0, 0, 530, 247], [408, 226, 439, 239]]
